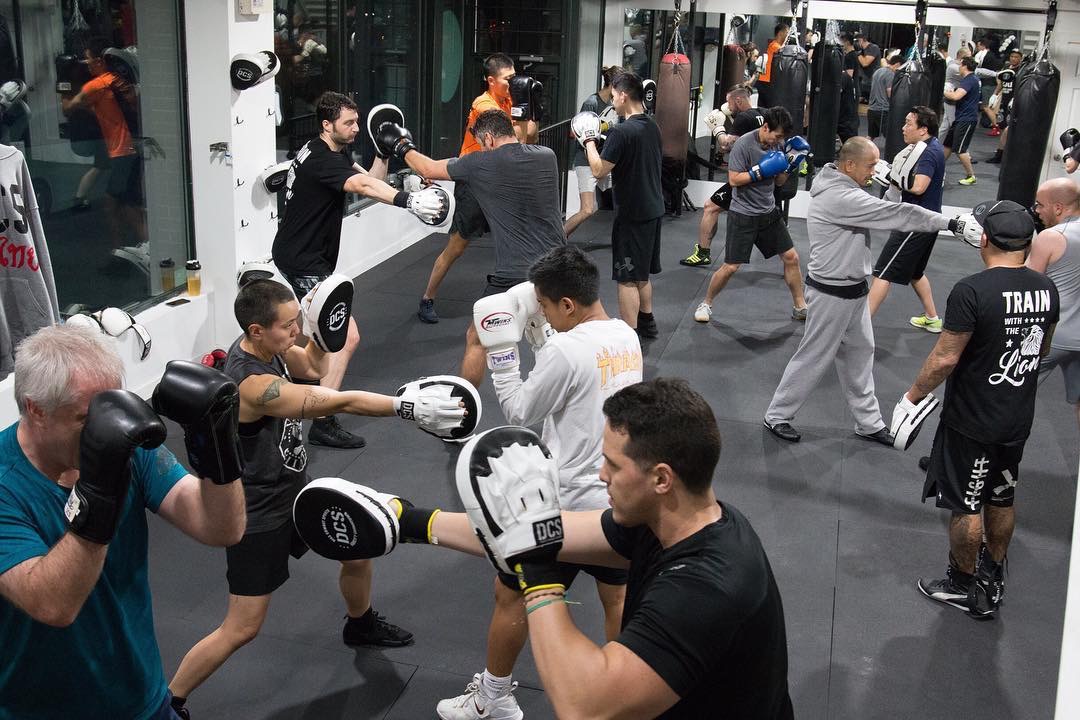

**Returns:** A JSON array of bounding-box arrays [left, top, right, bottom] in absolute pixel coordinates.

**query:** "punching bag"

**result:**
[[769, 44, 809, 130], [720, 44, 746, 96], [925, 50, 946, 117], [884, 60, 931, 161], [998, 57, 1060, 206], [656, 51, 691, 213], [808, 43, 844, 165]]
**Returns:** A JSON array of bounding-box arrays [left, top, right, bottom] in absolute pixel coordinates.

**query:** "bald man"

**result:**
[[1029, 178, 1080, 427], [764, 138, 965, 443]]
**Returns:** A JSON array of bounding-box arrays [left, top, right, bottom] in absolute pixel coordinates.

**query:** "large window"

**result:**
[[3, 0, 192, 314]]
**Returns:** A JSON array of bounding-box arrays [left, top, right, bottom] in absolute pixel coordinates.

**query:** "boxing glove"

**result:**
[[871, 159, 892, 187], [375, 122, 416, 161], [394, 378, 468, 435], [642, 79, 656, 113], [704, 108, 727, 139], [597, 104, 619, 134], [748, 150, 789, 182], [509, 75, 532, 120], [571, 111, 601, 147], [301, 38, 327, 57], [951, 213, 983, 247], [507, 282, 556, 351], [152, 360, 243, 485], [784, 135, 811, 174], [527, 77, 544, 122], [1059, 128, 1079, 152], [473, 293, 528, 373], [66, 390, 167, 544]]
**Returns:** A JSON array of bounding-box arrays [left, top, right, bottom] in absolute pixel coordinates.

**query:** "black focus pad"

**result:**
[[367, 103, 406, 158], [293, 478, 399, 561]]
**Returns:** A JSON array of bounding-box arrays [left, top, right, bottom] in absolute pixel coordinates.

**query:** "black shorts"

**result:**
[[867, 109, 887, 139], [281, 272, 328, 300], [448, 180, 489, 240], [497, 561, 628, 592], [106, 153, 144, 205], [943, 121, 976, 154], [724, 207, 793, 264], [480, 274, 525, 298], [611, 216, 662, 282], [872, 230, 939, 284], [226, 521, 310, 596], [922, 423, 1025, 514]]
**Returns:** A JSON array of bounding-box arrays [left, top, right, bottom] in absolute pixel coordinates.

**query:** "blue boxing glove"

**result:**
[[748, 150, 789, 182], [784, 135, 811, 174]]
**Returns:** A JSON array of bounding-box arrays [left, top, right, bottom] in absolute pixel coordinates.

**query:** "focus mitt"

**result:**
[[300, 274, 353, 352], [455, 426, 563, 584], [400, 185, 452, 227], [890, 393, 940, 451], [597, 104, 619, 134], [293, 478, 400, 561], [871, 159, 892, 187], [230, 51, 278, 90], [396, 375, 481, 441], [571, 111, 601, 147], [236, 259, 295, 297], [890, 141, 926, 192], [367, 103, 406, 159], [98, 307, 152, 361], [258, 160, 292, 194], [642, 79, 656, 114]]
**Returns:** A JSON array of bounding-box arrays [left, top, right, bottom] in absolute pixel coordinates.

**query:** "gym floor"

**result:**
[[151, 198, 1078, 719]]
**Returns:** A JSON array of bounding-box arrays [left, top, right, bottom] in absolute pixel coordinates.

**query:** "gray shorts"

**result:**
[[1040, 346, 1080, 404]]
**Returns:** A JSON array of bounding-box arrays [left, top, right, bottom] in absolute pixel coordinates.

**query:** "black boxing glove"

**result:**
[[66, 390, 167, 544], [1059, 128, 1079, 151], [152, 360, 243, 485], [375, 122, 416, 161]]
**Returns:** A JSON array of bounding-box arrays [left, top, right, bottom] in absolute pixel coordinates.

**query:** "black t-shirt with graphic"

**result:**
[[600, 113, 664, 222], [272, 138, 356, 276], [998, 67, 1018, 105], [941, 266, 1060, 445], [732, 108, 765, 137], [601, 503, 793, 720], [224, 337, 309, 533], [844, 50, 859, 74]]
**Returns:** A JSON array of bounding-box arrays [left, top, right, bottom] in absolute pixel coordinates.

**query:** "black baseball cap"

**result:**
[[972, 200, 1035, 251]]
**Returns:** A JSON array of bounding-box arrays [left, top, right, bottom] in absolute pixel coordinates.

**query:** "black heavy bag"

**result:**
[[998, 58, 1060, 206], [884, 65, 931, 161], [720, 44, 746, 96], [808, 43, 844, 165], [925, 50, 946, 117], [770, 45, 809, 130]]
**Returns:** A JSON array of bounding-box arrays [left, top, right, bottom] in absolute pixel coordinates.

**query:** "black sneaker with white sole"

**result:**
[[309, 415, 367, 449], [918, 565, 994, 619]]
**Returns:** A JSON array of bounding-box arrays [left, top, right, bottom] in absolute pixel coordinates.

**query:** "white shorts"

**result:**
[[574, 165, 612, 195]]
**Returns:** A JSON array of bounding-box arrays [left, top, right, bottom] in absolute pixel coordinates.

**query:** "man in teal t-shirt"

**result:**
[[0, 325, 246, 720]]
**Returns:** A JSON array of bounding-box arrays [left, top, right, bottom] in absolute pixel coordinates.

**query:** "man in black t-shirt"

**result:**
[[855, 34, 882, 102], [271, 91, 446, 449], [898, 201, 1059, 619], [581, 72, 665, 340]]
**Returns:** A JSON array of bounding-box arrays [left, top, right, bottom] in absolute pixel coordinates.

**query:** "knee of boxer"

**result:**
[[781, 247, 800, 264], [344, 317, 361, 353]]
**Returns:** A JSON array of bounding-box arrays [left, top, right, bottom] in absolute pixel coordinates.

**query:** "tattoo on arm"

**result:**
[[257, 379, 285, 406], [301, 390, 329, 420]]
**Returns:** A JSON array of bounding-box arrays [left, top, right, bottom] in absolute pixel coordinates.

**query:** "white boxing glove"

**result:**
[[394, 380, 467, 434], [507, 282, 556, 351], [952, 213, 984, 247], [571, 111, 601, 148], [473, 293, 527, 373], [871, 159, 892, 187], [704, 108, 727, 139], [301, 38, 327, 57]]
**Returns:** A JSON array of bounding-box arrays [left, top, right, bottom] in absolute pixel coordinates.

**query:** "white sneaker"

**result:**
[[436, 673, 523, 720], [694, 302, 712, 323]]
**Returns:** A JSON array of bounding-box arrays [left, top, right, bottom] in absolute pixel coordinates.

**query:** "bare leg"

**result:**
[[704, 263, 741, 304], [867, 277, 890, 317], [697, 201, 722, 250], [910, 275, 938, 319], [983, 505, 1015, 563], [169, 594, 272, 698], [460, 323, 487, 388], [423, 233, 470, 300], [637, 280, 653, 314], [339, 558, 373, 617], [958, 153, 975, 178], [998, 126, 1009, 151], [75, 166, 100, 200], [485, 576, 529, 677], [320, 317, 361, 392], [595, 579, 626, 642], [617, 282, 641, 326], [780, 248, 806, 308], [948, 512, 984, 574], [564, 191, 596, 237]]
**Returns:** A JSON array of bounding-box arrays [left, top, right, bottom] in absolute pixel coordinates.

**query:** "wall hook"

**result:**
[[240, 219, 249, 229], [235, 116, 245, 125], [236, 178, 246, 188]]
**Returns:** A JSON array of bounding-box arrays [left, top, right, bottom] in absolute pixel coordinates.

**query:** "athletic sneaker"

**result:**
[[918, 566, 994, 619], [437, 673, 523, 720], [987, 125, 1001, 137], [637, 312, 658, 339], [71, 197, 91, 212], [988, 149, 1003, 164], [791, 305, 807, 322], [679, 244, 712, 267], [111, 242, 150, 279], [342, 610, 414, 647], [418, 298, 439, 324], [694, 302, 712, 323], [909, 314, 943, 333], [974, 544, 1007, 612], [309, 415, 367, 449], [958, 176, 977, 186]]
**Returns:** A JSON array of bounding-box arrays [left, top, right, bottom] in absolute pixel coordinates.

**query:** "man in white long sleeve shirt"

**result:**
[[438, 245, 642, 720], [764, 137, 965, 443]]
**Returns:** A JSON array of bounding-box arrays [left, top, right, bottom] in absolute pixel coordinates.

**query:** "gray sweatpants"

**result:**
[[765, 285, 886, 434]]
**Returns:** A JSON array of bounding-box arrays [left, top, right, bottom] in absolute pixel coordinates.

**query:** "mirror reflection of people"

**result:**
[[623, 24, 648, 78], [565, 66, 619, 237], [756, 23, 789, 107]]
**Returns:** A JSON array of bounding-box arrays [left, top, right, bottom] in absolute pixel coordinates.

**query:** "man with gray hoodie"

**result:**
[[764, 138, 969, 443]]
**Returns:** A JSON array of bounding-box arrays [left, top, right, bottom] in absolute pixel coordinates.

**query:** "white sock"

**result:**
[[925, 315, 939, 321], [480, 669, 512, 699]]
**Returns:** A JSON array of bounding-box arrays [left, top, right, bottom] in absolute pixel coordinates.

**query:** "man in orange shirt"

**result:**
[[756, 23, 788, 108], [416, 52, 527, 324], [61, 37, 146, 259]]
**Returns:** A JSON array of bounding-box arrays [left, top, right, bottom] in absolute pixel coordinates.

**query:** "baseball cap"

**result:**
[[972, 200, 1035, 251]]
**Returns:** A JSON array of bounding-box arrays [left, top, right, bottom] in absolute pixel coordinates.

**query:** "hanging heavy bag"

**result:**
[[997, 57, 1060, 206], [769, 44, 808, 130], [884, 62, 930, 161], [925, 50, 946, 116], [808, 43, 844, 165], [656, 50, 691, 160], [719, 44, 746, 96]]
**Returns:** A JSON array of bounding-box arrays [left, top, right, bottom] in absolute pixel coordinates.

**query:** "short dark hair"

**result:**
[[960, 56, 978, 72], [840, 32, 853, 45], [887, 54, 903, 67], [603, 378, 721, 494], [470, 109, 515, 143], [1009, 48, 1023, 57], [908, 105, 939, 138], [611, 71, 644, 102], [316, 91, 358, 126], [774, 23, 789, 36], [235, 279, 296, 335], [762, 106, 793, 136], [483, 53, 514, 80], [741, 42, 758, 56], [528, 245, 599, 307]]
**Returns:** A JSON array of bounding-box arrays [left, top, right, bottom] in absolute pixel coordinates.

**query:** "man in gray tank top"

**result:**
[[1030, 178, 1080, 427]]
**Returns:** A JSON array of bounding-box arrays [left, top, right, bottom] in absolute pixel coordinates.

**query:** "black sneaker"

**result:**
[[917, 565, 993, 619], [637, 312, 659, 339], [974, 544, 1007, 612], [763, 418, 801, 442], [309, 416, 367, 449], [417, 298, 439, 324], [856, 427, 894, 446], [987, 150, 1003, 165], [918, 456, 930, 472], [343, 610, 414, 647], [679, 244, 712, 267]]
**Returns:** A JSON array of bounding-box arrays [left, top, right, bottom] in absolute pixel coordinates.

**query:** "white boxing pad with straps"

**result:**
[[258, 160, 292, 194], [890, 392, 941, 451], [408, 185, 453, 228], [455, 426, 563, 575], [367, 103, 405, 159], [890, 140, 927, 192], [293, 478, 400, 561], [236, 259, 296, 297], [396, 374, 481, 441], [229, 51, 278, 90], [300, 274, 354, 352], [98, 307, 152, 361]]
